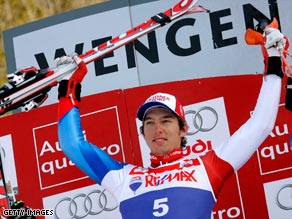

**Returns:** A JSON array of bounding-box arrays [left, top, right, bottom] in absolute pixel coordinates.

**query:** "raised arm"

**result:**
[[57, 54, 124, 185], [214, 27, 286, 171]]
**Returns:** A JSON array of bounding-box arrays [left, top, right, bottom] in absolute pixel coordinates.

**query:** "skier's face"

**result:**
[[142, 107, 187, 156]]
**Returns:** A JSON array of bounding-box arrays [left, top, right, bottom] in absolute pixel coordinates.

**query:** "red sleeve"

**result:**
[[58, 97, 79, 120], [201, 150, 234, 198]]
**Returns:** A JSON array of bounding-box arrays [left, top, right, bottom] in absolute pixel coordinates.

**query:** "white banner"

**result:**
[[4, 0, 292, 106]]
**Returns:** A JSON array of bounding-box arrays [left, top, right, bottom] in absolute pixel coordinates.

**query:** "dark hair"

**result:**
[[140, 115, 188, 149]]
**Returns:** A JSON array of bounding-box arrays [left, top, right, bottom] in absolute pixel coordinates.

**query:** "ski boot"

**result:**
[[0, 66, 55, 115]]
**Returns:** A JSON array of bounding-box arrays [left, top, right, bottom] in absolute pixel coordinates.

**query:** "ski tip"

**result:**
[[186, 5, 210, 15]]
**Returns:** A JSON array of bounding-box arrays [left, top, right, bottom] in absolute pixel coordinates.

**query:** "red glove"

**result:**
[[55, 53, 88, 102], [56, 54, 88, 119]]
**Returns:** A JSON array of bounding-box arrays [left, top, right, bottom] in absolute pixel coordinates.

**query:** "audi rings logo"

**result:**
[[54, 189, 118, 219], [185, 106, 218, 136], [275, 184, 292, 210]]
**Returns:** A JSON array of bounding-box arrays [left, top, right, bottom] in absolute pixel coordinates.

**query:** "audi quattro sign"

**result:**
[[256, 104, 292, 175]]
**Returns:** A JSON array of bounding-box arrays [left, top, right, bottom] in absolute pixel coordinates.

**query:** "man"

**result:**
[[57, 26, 286, 218]]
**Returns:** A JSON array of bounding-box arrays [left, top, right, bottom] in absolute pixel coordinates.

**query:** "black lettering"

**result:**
[[243, 1, 281, 30], [268, 0, 280, 27], [35, 53, 49, 69], [210, 9, 237, 49], [54, 48, 66, 59], [54, 43, 84, 58], [126, 31, 159, 69], [167, 18, 201, 56], [92, 37, 118, 76]]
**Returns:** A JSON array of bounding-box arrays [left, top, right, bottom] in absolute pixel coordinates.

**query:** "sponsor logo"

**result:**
[[54, 189, 118, 219], [185, 106, 218, 135]]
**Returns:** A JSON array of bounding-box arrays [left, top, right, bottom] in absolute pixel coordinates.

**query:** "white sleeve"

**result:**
[[214, 74, 282, 171]]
